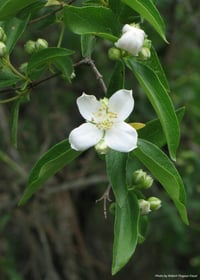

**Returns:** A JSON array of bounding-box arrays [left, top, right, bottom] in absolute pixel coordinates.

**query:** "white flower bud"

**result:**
[[148, 197, 162, 211], [115, 24, 145, 56], [24, 40, 36, 54], [138, 199, 151, 215], [132, 169, 153, 189], [35, 38, 48, 51], [95, 139, 109, 155], [0, 42, 7, 57]]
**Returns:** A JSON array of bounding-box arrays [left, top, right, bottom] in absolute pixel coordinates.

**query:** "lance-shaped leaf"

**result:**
[[0, 0, 37, 20], [19, 140, 81, 205], [125, 58, 180, 161], [132, 139, 188, 225], [106, 150, 128, 207], [121, 0, 167, 41], [63, 5, 120, 41], [112, 191, 139, 275], [1, 16, 30, 53], [138, 107, 185, 148]]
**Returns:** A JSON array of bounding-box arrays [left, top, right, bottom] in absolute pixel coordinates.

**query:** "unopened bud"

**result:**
[[148, 196, 162, 211], [0, 42, 7, 57], [35, 38, 48, 51], [95, 139, 109, 155], [0, 27, 7, 42], [139, 47, 151, 60], [132, 169, 153, 190], [108, 47, 121, 60], [138, 199, 151, 215], [19, 62, 28, 73], [24, 40, 36, 54]]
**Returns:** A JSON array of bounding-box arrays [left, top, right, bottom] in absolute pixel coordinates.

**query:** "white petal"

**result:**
[[108, 89, 134, 121], [115, 27, 145, 56], [69, 123, 103, 151], [77, 93, 101, 121], [105, 122, 138, 152]]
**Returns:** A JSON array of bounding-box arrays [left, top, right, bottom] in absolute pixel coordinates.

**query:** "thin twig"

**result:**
[[96, 185, 112, 219]]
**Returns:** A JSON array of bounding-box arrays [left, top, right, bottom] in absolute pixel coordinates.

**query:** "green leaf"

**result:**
[[109, 0, 122, 14], [53, 56, 74, 82], [139, 107, 185, 148], [0, 0, 37, 20], [63, 5, 120, 41], [27, 47, 74, 78], [81, 34, 96, 58], [144, 46, 170, 91], [19, 140, 81, 205], [0, 71, 20, 88], [121, 0, 167, 41], [125, 58, 180, 161], [107, 60, 125, 98], [132, 139, 189, 225], [106, 150, 128, 207], [10, 99, 20, 148], [112, 191, 139, 275], [1, 16, 30, 53]]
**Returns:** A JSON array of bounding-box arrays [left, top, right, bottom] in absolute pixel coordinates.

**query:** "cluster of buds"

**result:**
[[108, 23, 151, 60], [131, 169, 161, 215], [138, 197, 162, 215], [0, 27, 7, 58], [24, 38, 48, 54]]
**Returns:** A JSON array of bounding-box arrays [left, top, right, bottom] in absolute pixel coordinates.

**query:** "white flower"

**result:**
[[69, 89, 138, 153], [115, 24, 145, 56]]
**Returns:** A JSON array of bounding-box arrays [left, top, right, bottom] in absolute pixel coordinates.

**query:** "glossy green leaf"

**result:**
[[0, 0, 37, 20], [112, 191, 139, 275], [63, 5, 120, 41], [1, 16, 30, 53], [144, 46, 170, 91], [19, 140, 81, 205], [121, 0, 167, 41], [132, 139, 188, 225], [106, 150, 128, 207], [125, 58, 180, 161], [81, 34, 96, 58], [0, 71, 20, 88], [107, 61, 125, 98], [139, 107, 185, 148], [27, 47, 74, 78], [53, 56, 74, 82]]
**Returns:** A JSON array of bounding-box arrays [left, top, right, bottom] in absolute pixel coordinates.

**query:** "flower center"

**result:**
[[91, 101, 117, 130]]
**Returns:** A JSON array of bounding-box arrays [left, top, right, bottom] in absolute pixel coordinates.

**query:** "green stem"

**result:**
[[57, 22, 65, 48], [0, 95, 19, 104], [2, 57, 27, 81]]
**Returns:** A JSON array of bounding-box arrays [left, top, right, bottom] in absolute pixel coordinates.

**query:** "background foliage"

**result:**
[[0, 0, 200, 279]]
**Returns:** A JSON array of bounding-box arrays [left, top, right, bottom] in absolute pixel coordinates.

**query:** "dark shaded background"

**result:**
[[0, 1, 200, 279]]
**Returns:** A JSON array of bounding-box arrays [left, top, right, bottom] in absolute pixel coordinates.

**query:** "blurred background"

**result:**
[[0, 0, 200, 279]]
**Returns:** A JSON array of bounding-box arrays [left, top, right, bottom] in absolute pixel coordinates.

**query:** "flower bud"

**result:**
[[139, 47, 151, 60], [95, 139, 109, 155], [19, 62, 28, 73], [138, 199, 151, 215], [0, 27, 7, 42], [24, 40, 36, 54], [35, 38, 48, 51], [115, 24, 145, 56], [0, 42, 7, 57], [132, 169, 153, 190], [148, 196, 162, 211], [108, 47, 121, 60]]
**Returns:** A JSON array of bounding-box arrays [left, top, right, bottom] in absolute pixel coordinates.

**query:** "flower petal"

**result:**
[[115, 25, 145, 56], [69, 123, 103, 151], [108, 89, 134, 121], [105, 122, 138, 152], [77, 93, 101, 121]]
